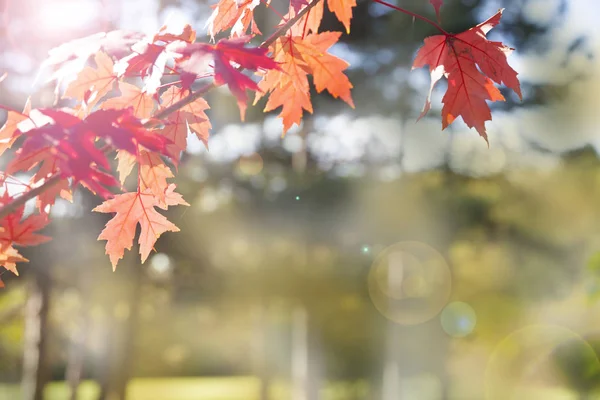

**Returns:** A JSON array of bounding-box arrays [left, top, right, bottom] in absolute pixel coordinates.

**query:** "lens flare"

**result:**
[[485, 325, 600, 400], [440, 302, 476, 338], [368, 241, 451, 325]]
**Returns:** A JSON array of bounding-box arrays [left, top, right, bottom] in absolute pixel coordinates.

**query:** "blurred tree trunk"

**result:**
[[21, 269, 52, 400], [292, 305, 321, 400], [66, 272, 91, 400], [97, 259, 143, 400], [253, 301, 271, 400], [381, 251, 403, 400]]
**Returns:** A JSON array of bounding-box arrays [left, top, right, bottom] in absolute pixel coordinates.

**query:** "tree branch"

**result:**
[[0, 0, 324, 220], [0, 175, 62, 219]]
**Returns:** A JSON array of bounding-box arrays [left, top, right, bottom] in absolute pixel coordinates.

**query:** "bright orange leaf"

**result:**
[[413, 9, 521, 143], [256, 32, 353, 134], [93, 184, 188, 269], [0, 243, 28, 276], [206, 0, 262, 39], [327, 0, 356, 34]]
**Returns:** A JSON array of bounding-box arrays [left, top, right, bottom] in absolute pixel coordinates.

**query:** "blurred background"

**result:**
[[2, 0, 600, 399]]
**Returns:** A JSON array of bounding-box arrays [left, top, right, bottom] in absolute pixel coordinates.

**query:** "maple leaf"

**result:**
[[154, 23, 197, 44], [327, 0, 356, 34], [256, 32, 354, 133], [139, 150, 174, 203], [0, 243, 28, 276], [413, 9, 522, 143], [6, 148, 72, 213], [177, 38, 279, 118], [116, 42, 165, 81], [63, 51, 117, 108], [286, 1, 324, 36], [93, 184, 188, 269], [0, 99, 31, 156], [40, 30, 144, 93], [115, 24, 197, 94], [291, 0, 310, 13], [430, 0, 443, 22], [0, 194, 50, 248], [100, 82, 155, 119], [9, 108, 170, 198], [206, 0, 262, 39], [159, 86, 211, 163]]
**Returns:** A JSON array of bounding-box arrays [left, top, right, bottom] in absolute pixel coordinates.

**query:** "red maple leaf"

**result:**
[[413, 9, 522, 143], [291, 0, 310, 13], [430, 0, 443, 22], [0, 194, 50, 248], [9, 108, 170, 198], [115, 24, 198, 94], [6, 147, 72, 214], [177, 38, 279, 118]]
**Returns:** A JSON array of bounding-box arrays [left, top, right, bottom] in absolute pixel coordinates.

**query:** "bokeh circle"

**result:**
[[236, 153, 263, 176], [440, 301, 477, 338], [368, 241, 451, 325]]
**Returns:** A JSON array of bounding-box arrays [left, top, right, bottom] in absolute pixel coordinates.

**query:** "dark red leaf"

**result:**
[[9, 108, 172, 198], [176, 38, 279, 117]]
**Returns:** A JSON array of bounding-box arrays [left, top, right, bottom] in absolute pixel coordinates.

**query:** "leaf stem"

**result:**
[[371, 0, 450, 36], [0, 0, 326, 220]]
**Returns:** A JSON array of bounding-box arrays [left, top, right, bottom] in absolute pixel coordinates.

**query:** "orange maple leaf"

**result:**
[[114, 149, 174, 203], [0, 243, 28, 276], [100, 82, 155, 119], [327, 0, 356, 34], [159, 86, 211, 163], [206, 0, 262, 39], [413, 9, 521, 143], [93, 184, 188, 269], [0, 99, 31, 156], [256, 32, 354, 134], [139, 150, 174, 203], [63, 51, 117, 108]]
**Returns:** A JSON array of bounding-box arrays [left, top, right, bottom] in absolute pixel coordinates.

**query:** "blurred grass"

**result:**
[[0, 378, 597, 400], [0, 377, 369, 400]]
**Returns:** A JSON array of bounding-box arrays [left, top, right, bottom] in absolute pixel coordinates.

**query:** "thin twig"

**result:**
[[372, 0, 450, 35], [0, 0, 325, 220], [0, 175, 62, 219]]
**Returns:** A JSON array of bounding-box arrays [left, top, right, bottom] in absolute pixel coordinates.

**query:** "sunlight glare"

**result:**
[[37, 0, 100, 34]]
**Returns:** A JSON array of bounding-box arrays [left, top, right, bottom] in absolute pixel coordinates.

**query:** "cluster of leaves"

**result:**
[[0, 0, 521, 284]]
